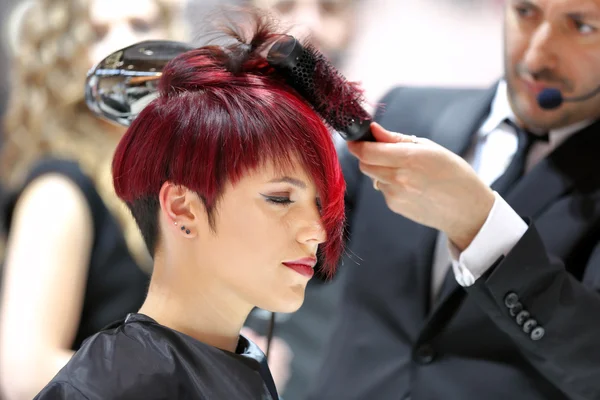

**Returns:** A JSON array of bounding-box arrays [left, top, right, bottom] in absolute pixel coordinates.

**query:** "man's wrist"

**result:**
[[446, 187, 495, 251]]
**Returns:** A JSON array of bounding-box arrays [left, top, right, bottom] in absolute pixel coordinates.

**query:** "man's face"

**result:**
[[253, 0, 355, 65], [504, 0, 600, 130]]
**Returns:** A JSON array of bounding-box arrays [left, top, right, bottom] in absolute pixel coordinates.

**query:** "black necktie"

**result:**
[[490, 119, 549, 196], [434, 119, 549, 305]]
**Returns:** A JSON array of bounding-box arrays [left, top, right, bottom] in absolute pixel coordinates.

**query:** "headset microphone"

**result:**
[[537, 85, 600, 110]]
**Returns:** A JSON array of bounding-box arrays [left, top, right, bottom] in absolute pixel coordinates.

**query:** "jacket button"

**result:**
[[516, 310, 530, 325], [415, 344, 436, 365], [509, 302, 523, 316], [523, 318, 538, 334], [504, 292, 519, 308], [531, 326, 545, 341]]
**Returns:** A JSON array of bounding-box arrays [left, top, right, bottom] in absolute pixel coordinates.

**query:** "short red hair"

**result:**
[[112, 13, 345, 276]]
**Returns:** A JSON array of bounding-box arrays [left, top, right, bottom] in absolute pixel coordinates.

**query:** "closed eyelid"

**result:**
[[261, 193, 292, 200]]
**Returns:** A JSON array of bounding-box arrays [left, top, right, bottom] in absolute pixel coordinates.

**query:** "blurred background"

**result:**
[[0, 1, 504, 399]]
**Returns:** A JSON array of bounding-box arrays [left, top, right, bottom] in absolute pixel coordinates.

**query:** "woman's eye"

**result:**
[[130, 18, 154, 33], [273, 0, 295, 13], [263, 195, 293, 206], [316, 198, 322, 213], [92, 24, 108, 42]]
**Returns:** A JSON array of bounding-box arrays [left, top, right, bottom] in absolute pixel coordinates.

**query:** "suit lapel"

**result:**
[[431, 119, 600, 320], [506, 119, 600, 217], [429, 85, 497, 155]]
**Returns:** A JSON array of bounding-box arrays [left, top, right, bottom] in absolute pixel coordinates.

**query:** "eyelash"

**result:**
[[264, 196, 294, 206], [262, 195, 323, 212]]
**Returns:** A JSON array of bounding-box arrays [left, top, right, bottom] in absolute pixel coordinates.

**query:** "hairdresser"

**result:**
[[309, 1, 600, 399]]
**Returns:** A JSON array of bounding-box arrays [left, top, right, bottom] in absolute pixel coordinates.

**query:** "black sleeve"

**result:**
[[34, 381, 90, 400], [2, 158, 103, 237], [466, 223, 600, 400]]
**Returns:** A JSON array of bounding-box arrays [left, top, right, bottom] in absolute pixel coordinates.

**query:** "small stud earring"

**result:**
[[181, 226, 185, 231], [174, 221, 178, 226], [185, 229, 191, 234]]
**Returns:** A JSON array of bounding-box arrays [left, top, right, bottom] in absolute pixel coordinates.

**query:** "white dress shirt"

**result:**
[[430, 80, 592, 301]]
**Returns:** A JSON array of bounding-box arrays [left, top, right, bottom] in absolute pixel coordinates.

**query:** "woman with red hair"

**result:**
[[34, 12, 345, 400]]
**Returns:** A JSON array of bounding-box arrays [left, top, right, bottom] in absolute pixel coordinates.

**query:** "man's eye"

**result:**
[[515, 6, 535, 18], [574, 20, 596, 35]]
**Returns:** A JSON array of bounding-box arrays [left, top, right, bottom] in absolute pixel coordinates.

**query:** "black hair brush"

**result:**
[[267, 35, 374, 142]]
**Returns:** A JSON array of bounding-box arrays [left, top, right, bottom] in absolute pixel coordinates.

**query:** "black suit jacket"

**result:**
[[308, 85, 600, 400]]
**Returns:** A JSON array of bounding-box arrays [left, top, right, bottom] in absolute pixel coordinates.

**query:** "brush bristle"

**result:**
[[305, 43, 371, 132], [266, 36, 373, 141]]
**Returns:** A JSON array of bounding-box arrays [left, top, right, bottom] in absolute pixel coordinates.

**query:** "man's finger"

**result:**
[[359, 162, 402, 185], [370, 122, 419, 144], [370, 122, 403, 143], [348, 140, 415, 167]]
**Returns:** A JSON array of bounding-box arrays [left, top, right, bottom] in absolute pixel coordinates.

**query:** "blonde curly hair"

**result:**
[[1, 0, 181, 270]]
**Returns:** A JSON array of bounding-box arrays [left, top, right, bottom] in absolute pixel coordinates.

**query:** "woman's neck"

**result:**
[[138, 265, 253, 352]]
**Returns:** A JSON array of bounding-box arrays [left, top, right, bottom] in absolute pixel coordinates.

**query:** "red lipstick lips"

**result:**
[[282, 257, 317, 278]]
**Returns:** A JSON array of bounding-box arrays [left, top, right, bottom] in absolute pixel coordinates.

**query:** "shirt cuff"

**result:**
[[449, 191, 528, 286]]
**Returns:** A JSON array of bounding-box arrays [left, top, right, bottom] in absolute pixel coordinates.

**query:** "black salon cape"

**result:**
[[34, 313, 279, 399]]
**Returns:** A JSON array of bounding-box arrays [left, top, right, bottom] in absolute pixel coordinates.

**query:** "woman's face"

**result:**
[[89, 0, 169, 66], [192, 158, 326, 314]]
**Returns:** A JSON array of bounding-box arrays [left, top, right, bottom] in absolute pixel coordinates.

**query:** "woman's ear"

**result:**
[[158, 182, 199, 238]]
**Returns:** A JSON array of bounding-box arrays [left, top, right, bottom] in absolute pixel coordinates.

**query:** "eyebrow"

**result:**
[[516, 0, 540, 10], [567, 11, 600, 21], [268, 176, 307, 189], [513, 0, 600, 20]]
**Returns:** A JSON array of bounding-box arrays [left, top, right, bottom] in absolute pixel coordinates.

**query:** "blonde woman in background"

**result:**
[[0, 1, 182, 399]]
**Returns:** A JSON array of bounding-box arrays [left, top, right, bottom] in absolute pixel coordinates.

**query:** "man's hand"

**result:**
[[347, 122, 495, 250]]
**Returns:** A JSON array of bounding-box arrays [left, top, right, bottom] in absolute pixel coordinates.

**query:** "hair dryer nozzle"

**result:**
[[85, 40, 194, 126]]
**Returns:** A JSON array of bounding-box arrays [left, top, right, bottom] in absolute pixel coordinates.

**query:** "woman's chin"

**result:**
[[257, 285, 307, 314], [274, 300, 304, 314]]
